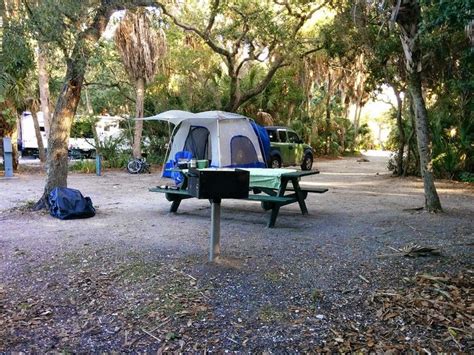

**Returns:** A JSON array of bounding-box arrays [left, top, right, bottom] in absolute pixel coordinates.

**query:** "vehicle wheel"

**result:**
[[301, 153, 313, 171], [127, 159, 142, 174], [270, 155, 281, 169]]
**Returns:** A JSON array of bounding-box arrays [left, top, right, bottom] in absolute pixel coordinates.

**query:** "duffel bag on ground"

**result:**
[[48, 187, 96, 220]]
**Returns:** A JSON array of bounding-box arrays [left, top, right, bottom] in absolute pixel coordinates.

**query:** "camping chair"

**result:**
[[163, 150, 193, 186], [175, 150, 193, 162]]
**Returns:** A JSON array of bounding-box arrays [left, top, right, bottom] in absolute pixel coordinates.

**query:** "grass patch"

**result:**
[[7, 199, 37, 213], [264, 270, 286, 282], [17, 199, 36, 210], [116, 260, 163, 282], [258, 304, 288, 322]]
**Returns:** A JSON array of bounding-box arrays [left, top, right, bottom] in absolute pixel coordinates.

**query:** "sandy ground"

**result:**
[[0, 152, 473, 352]]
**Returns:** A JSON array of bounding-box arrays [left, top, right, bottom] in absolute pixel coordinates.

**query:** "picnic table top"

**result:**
[[171, 167, 320, 190], [242, 168, 320, 189]]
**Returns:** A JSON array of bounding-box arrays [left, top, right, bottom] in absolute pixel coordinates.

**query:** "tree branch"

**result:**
[[22, 0, 70, 57], [205, 0, 220, 36], [84, 81, 136, 103], [237, 57, 287, 106], [230, 6, 250, 56], [301, 45, 324, 58], [155, 1, 232, 61]]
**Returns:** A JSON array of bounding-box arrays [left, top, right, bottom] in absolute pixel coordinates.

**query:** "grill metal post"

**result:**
[[209, 198, 221, 261]]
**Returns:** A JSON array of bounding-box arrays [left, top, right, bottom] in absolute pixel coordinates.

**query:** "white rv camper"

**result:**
[[19, 112, 48, 156], [19, 112, 124, 158]]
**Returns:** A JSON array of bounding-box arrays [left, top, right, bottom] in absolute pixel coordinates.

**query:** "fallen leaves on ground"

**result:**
[[318, 272, 473, 352], [0, 255, 213, 352]]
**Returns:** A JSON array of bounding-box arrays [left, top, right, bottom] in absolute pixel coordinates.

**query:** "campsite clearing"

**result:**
[[0, 153, 473, 352]]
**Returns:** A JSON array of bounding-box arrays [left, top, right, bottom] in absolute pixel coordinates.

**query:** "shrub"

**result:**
[[144, 136, 167, 164], [97, 135, 130, 169], [459, 172, 474, 183], [69, 159, 96, 173], [102, 153, 129, 169]]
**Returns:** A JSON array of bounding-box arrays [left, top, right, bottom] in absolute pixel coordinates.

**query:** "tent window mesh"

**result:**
[[184, 126, 210, 160], [231, 136, 258, 165]]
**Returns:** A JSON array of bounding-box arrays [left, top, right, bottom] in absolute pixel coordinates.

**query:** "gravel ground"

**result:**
[[0, 153, 473, 352]]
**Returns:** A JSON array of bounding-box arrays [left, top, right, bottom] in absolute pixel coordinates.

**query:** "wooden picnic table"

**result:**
[[150, 168, 327, 228]]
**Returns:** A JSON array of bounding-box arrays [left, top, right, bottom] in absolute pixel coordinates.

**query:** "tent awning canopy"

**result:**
[[137, 110, 250, 125]]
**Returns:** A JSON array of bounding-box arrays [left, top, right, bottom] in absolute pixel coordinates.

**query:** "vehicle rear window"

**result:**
[[278, 130, 288, 143], [287, 131, 300, 143]]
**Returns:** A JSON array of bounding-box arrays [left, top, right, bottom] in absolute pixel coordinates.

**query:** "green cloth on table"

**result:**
[[242, 168, 297, 189]]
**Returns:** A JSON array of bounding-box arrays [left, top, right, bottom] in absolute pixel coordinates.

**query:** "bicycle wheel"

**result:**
[[127, 159, 142, 174]]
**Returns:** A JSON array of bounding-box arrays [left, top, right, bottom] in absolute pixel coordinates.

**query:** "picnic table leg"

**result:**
[[291, 178, 309, 215], [209, 198, 221, 262], [170, 198, 182, 213], [268, 204, 280, 228]]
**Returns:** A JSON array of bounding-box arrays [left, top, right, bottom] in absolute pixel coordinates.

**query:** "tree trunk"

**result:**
[[287, 102, 295, 126], [132, 77, 145, 159], [393, 86, 404, 176], [37, 42, 52, 138], [325, 72, 332, 155], [404, 98, 416, 176], [352, 100, 360, 151], [84, 85, 94, 115], [12, 114, 19, 170], [41, 60, 84, 201], [408, 72, 442, 211], [35, 2, 117, 209], [353, 101, 363, 150], [31, 109, 46, 162], [395, 0, 442, 212], [340, 126, 346, 153]]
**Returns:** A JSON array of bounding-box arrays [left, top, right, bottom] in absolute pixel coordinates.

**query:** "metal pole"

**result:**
[[209, 198, 221, 262], [3, 137, 14, 177], [95, 153, 101, 176]]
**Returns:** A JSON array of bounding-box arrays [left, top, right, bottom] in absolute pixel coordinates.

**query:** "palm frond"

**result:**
[[115, 9, 167, 84]]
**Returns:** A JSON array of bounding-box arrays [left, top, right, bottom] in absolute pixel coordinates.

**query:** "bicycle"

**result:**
[[127, 157, 151, 174]]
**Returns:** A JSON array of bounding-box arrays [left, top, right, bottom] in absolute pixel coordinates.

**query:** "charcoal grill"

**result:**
[[187, 168, 250, 261]]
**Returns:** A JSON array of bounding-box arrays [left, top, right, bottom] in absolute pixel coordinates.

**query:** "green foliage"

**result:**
[[7, 0, 467, 176], [84, 41, 134, 116], [69, 160, 96, 173], [459, 172, 474, 183], [25, 0, 92, 52], [1, 21, 34, 82], [0, 106, 17, 136], [71, 117, 95, 139], [99, 136, 130, 169], [0, 18, 34, 135], [103, 153, 129, 170]]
